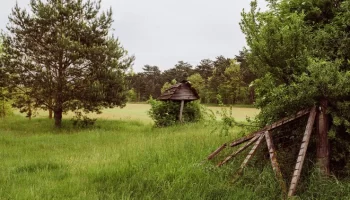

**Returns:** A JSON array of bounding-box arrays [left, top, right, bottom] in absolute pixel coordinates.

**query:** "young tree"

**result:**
[[208, 56, 231, 104], [187, 73, 205, 101], [241, 0, 350, 175], [2, 0, 133, 127]]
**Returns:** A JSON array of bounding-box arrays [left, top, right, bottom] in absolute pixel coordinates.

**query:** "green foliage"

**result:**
[[187, 73, 204, 95], [0, 101, 13, 118], [71, 111, 96, 128], [126, 88, 137, 102], [128, 54, 255, 106], [2, 0, 133, 127], [241, 0, 350, 175], [148, 98, 202, 127], [161, 79, 177, 93]]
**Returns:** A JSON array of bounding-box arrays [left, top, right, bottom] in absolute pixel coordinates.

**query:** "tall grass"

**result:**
[[0, 116, 349, 199]]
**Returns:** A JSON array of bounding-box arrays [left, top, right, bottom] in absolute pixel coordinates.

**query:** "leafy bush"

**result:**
[[71, 111, 96, 128], [148, 98, 203, 127], [0, 100, 14, 118], [126, 88, 137, 102]]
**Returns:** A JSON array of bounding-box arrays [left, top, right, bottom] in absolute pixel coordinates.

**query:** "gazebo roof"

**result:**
[[157, 80, 199, 101]]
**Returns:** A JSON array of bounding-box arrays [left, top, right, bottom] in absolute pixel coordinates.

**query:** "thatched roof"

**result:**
[[157, 80, 199, 101]]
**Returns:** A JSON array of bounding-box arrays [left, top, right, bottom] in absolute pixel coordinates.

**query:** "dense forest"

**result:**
[[126, 52, 256, 104]]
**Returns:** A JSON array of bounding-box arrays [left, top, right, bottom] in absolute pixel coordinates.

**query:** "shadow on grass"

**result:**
[[0, 115, 151, 135], [15, 161, 64, 173]]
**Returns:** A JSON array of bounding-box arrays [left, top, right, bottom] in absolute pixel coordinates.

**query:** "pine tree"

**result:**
[[2, 0, 134, 127]]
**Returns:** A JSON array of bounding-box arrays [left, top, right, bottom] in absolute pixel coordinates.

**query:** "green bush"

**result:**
[[0, 100, 14, 118], [71, 111, 96, 128], [148, 98, 203, 127]]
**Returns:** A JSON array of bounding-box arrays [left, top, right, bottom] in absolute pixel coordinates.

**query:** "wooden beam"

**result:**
[[179, 100, 185, 122], [316, 99, 330, 175], [236, 133, 265, 173], [288, 106, 317, 197], [229, 130, 264, 147], [217, 134, 260, 167], [265, 130, 287, 196], [207, 143, 227, 160], [230, 108, 311, 147]]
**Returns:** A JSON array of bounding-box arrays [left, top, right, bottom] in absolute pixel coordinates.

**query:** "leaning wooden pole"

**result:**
[[237, 133, 265, 172], [265, 130, 287, 196], [288, 106, 317, 197], [208, 144, 227, 160], [217, 134, 260, 167], [229, 108, 311, 148]]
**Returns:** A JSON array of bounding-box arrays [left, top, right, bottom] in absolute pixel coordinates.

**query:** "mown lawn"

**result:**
[[1, 104, 349, 200]]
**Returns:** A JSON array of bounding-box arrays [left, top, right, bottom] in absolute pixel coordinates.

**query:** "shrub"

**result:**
[[0, 100, 14, 118], [148, 98, 203, 127], [71, 111, 96, 128]]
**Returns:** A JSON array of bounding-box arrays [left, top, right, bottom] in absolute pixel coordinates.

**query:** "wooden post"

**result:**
[[179, 100, 184, 122], [265, 131, 287, 196], [316, 99, 330, 175], [288, 106, 317, 197]]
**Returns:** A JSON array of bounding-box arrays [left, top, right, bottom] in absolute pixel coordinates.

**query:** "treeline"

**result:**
[[126, 52, 256, 105]]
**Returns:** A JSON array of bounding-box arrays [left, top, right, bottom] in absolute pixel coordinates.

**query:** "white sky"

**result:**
[[1, 0, 267, 72]]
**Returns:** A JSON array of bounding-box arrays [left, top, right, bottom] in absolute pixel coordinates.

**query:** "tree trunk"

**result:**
[[249, 87, 255, 104], [54, 108, 62, 128], [49, 109, 53, 119], [55, 51, 64, 128], [316, 99, 330, 175], [48, 98, 53, 119], [1, 88, 5, 118], [1, 98, 5, 118], [28, 101, 32, 120]]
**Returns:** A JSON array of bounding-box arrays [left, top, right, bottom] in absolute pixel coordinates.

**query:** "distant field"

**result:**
[[18, 103, 259, 123]]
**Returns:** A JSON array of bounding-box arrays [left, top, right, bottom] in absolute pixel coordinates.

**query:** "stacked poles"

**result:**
[[207, 106, 318, 198]]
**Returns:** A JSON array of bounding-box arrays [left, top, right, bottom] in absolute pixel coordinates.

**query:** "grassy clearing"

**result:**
[[1, 104, 349, 199]]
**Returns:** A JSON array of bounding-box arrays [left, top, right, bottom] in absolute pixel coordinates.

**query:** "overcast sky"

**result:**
[[0, 0, 267, 72]]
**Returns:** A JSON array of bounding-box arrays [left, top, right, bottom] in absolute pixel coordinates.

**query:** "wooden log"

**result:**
[[316, 99, 330, 175], [265, 130, 287, 196], [237, 133, 265, 172], [179, 100, 184, 122], [230, 108, 311, 147], [217, 134, 260, 167], [207, 143, 227, 160], [288, 106, 317, 197]]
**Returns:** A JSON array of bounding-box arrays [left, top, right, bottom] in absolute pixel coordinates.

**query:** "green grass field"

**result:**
[[1, 104, 349, 199]]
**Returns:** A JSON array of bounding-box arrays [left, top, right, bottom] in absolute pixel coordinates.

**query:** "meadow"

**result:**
[[1, 104, 349, 200], [18, 103, 259, 122]]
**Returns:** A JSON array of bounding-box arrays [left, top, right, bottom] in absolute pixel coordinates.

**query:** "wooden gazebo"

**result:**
[[157, 80, 199, 122]]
